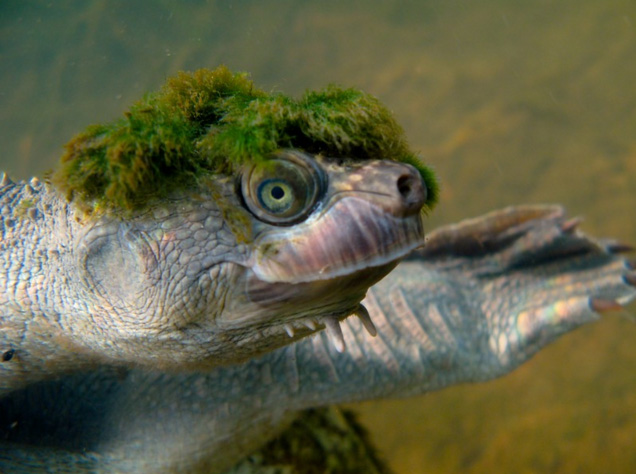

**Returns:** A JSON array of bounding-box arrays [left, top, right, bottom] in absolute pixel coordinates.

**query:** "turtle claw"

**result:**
[[590, 298, 624, 314], [623, 273, 636, 287], [324, 317, 346, 353], [606, 242, 636, 254], [560, 217, 582, 234]]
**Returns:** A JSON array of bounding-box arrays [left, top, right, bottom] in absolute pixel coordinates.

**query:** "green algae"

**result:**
[[14, 198, 35, 220], [226, 407, 393, 474], [53, 66, 438, 213], [206, 178, 254, 244]]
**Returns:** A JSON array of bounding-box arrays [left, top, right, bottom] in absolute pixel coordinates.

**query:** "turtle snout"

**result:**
[[373, 161, 426, 217], [328, 160, 427, 218], [396, 168, 426, 217]]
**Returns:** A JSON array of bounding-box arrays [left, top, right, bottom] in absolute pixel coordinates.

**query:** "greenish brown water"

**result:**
[[1, 1, 636, 472]]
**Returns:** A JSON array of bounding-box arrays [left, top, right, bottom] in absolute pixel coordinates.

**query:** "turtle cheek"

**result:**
[[78, 225, 160, 327]]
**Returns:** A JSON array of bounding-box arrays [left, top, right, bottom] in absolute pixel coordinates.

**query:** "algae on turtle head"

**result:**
[[52, 65, 438, 213]]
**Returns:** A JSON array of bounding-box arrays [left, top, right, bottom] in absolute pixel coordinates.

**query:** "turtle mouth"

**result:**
[[217, 196, 425, 355], [249, 196, 425, 284]]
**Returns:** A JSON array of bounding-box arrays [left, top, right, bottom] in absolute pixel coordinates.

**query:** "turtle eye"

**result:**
[[241, 151, 325, 225]]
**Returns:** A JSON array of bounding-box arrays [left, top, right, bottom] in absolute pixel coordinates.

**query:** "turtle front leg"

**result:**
[[283, 205, 636, 406]]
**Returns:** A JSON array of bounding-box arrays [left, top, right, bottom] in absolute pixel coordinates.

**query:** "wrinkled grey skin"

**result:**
[[0, 204, 634, 473], [0, 153, 427, 394]]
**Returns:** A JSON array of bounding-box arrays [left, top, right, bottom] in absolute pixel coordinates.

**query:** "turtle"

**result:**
[[0, 67, 634, 473]]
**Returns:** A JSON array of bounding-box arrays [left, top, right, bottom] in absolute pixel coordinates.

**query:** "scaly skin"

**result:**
[[1, 205, 634, 473], [0, 151, 427, 394]]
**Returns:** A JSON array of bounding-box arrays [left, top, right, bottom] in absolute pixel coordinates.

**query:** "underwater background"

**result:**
[[1, 1, 635, 472]]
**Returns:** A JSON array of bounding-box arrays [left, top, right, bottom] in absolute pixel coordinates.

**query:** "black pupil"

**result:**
[[271, 185, 285, 200]]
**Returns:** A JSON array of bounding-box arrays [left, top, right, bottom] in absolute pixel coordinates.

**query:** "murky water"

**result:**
[[2, 1, 635, 472]]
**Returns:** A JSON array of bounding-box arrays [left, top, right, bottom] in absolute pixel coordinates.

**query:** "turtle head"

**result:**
[[55, 67, 438, 367], [221, 149, 428, 354]]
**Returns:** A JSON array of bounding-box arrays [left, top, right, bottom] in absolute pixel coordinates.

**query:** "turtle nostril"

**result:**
[[397, 175, 414, 199], [395, 171, 427, 216]]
